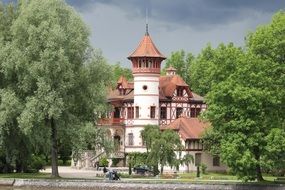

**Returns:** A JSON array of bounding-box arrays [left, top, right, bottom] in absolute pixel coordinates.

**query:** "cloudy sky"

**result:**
[[3, 0, 285, 67]]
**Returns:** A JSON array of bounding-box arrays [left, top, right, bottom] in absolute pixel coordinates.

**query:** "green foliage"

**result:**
[[0, 0, 113, 176], [72, 123, 114, 159], [141, 125, 183, 175], [263, 128, 285, 176], [111, 158, 120, 167], [112, 62, 133, 83], [200, 163, 207, 174], [28, 155, 46, 172], [128, 152, 148, 167], [202, 11, 285, 181], [190, 43, 243, 96], [181, 154, 194, 173], [163, 50, 194, 85], [99, 157, 109, 167]]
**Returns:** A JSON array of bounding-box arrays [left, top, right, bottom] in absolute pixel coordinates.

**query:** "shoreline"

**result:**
[[0, 178, 284, 190]]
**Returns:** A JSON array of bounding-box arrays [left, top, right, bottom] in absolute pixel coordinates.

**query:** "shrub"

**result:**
[[201, 163, 207, 174], [111, 158, 120, 167], [58, 159, 64, 166], [28, 155, 46, 172], [99, 157, 109, 167]]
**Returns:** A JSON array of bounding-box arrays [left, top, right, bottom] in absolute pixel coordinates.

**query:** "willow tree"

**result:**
[[1, 0, 112, 177], [141, 126, 183, 175]]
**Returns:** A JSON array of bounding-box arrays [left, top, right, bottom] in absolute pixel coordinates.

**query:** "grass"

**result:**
[[0, 172, 53, 179], [0, 171, 283, 185], [179, 172, 237, 180]]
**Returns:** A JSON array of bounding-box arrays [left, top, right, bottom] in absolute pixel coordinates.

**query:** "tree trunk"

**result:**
[[160, 165, 164, 175], [254, 147, 264, 181], [50, 118, 59, 177], [256, 163, 264, 181]]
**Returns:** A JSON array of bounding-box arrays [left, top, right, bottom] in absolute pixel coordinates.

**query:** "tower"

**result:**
[[128, 26, 166, 127]]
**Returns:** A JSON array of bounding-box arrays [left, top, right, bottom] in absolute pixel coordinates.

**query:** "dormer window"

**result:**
[[177, 87, 184, 97]]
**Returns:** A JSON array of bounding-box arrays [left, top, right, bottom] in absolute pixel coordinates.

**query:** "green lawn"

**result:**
[[0, 171, 282, 185], [0, 173, 52, 179]]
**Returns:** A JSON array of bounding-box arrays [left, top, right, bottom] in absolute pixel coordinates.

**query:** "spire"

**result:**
[[145, 8, 149, 36], [146, 23, 149, 36]]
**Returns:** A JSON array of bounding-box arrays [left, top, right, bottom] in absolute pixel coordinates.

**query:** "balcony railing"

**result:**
[[132, 67, 160, 73], [98, 118, 124, 126]]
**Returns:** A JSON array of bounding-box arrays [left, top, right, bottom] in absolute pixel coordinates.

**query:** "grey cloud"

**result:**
[[2, 0, 284, 29], [66, 0, 285, 29]]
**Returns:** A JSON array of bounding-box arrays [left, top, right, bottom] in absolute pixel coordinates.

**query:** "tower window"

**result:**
[[142, 85, 148, 90], [128, 133, 134, 146], [176, 107, 183, 118], [150, 106, 156, 119], [160, 107, 167, 119], [135, 106, 139, 118]]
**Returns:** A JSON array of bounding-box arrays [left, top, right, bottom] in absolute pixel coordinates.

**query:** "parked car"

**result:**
[[133, 165, 152, 175]]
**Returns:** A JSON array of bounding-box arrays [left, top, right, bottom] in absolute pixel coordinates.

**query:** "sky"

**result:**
[[3, 0, 285, 67]]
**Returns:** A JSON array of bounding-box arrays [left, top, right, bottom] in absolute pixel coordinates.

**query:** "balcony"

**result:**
[[132, 67, 160, 74], [98, 118, 125, 126]]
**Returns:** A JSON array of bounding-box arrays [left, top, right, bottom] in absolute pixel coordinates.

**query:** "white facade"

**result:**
[[133, 73, 160, 126]]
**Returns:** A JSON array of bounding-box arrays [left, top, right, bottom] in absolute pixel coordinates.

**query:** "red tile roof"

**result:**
[[108, 75, 203, 102], [161, 117, 210, 140], [128, 34, 166, 59], [159, 75, 193, 98]]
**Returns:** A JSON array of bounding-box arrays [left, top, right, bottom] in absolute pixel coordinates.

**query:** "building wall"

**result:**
[[125, 126, 147, 153], [133, 73, 160, 126]]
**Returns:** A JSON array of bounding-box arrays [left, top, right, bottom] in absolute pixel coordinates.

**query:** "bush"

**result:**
[[28, 155, 46, 172], [99, 157, 109, 167], [201, 163, 207, 174], [58, 159, 64, 166], [111, 158, 120, 167], [64, 160, 71, 166]]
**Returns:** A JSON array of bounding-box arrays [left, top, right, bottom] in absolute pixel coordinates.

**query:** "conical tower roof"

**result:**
[[128, 31, 166, 59]]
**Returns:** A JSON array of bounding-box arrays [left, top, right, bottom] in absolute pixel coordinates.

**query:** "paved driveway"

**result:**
[[41, 166, 105, 179]]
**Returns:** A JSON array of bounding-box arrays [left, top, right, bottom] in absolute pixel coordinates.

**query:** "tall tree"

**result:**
[[190, 43, 243, 96], [1, 0, 112, 177], [163, 50, 194, 85], [0, 2, 31, 173], [203, 11, 285, 181], [112, 62, 133, 83]]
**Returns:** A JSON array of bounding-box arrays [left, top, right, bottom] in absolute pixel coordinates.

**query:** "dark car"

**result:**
[[133, 165, 152, 175]]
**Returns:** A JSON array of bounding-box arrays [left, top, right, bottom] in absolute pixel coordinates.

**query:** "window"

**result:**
[[195, 153, 202, 166], [128, 133, 134, 146], [190, 108, 196, 117], [160, 107, 167, 119], [127, 107, 134, 119], [177, 87, 184, 97], [114, 107, 120, 118], [213, 156, 220, 166], [191, 107, 201, 117], [135, 106, 139, 118], [150, 106, 156, 119], [176, 107, 183, 118]]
